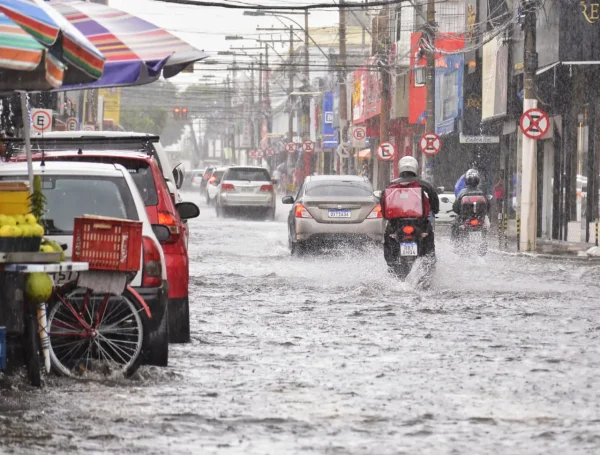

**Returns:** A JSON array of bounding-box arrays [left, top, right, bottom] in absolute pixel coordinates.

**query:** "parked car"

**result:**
[[16, 150, 200, 344], [206, 167, 227, 206], [184, 169, 204, 189], [437, 191, 456, 223], [29, 131, 185, 204], [0, 161, 171, 366], [282, 175, 384, 254], [215, 166, 276, 219], [200, 165, 218, 194]]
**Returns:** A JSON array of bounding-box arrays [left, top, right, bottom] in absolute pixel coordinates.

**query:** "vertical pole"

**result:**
[[339, 0, 348, 174], [258, 52, 263, 156], [265, 43, 272, 168], [423, 0, 436, 185], [520, 0, 538, 252], [303, 9, 311, 176], [288, 25, 294, 145], [379, 43, 391, 189], [19, 91, 34, 193]]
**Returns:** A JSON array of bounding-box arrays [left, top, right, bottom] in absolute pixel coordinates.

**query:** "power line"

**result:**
[[152, 0, 420, 10]]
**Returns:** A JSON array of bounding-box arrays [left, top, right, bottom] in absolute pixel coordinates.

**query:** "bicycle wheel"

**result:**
[[47, 287, 144, 378]]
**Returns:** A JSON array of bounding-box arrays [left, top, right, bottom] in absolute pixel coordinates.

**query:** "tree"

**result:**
[[120, 107, 167, 134]]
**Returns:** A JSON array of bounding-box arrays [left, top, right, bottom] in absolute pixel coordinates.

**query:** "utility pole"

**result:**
[[339, 0, 348, 175], [227, 76, 235, 165], [288, 25, 294, 145], [265, 42, 272, 167], [302, 9, 311, 176], [423, 0, 436, 184], [250, 61, 255, 153], [520, 0, 538, 251], [378, 10, 391, 189], [258, 51, 263, 156]]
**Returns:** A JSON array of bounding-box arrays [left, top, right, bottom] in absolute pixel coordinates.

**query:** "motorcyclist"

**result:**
[[452, 168, 490, 214], [381, 156, 440, 266]]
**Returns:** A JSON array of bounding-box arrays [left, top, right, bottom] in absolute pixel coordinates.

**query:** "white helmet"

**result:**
[[399, 156, 419, 176]]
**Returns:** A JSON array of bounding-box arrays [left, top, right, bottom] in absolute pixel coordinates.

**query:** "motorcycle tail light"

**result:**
[[470, 219, 479, 226], [402, 225, 415, 234]]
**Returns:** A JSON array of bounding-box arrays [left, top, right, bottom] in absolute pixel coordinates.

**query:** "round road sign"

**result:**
[[285, 142, 296, 154], [520, 108, 550, 140], [256, 149, 264, 159], [248, 149, 257, 159], [352, 126, 366, 141], [302, 140, 315, 153], [266, 147, 274, 157], [377, 142, 395, 161], [31, 109, 52, 133], [419, 132, 442, 156], [82, 124, 95, 132], [66, 117, 78, 131]]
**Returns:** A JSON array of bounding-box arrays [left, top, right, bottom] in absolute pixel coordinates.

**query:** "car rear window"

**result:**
[[1, 175, 138, 235], [125, 164, 158, 207], [224, 168, 270, 182], [305, 181, 373, 197]]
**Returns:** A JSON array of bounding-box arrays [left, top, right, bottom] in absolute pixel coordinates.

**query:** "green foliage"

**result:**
[[120, 107, 168, 134], [28, 175, 46, 222]]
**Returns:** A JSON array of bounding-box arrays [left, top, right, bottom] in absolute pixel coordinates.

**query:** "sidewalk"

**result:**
[[489, 226, 600, 260]]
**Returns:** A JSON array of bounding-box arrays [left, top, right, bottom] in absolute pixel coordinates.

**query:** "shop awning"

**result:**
[[358, 148, 371, 159]]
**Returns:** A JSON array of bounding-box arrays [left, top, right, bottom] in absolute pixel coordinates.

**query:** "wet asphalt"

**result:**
[[1, 190, 600, 455]]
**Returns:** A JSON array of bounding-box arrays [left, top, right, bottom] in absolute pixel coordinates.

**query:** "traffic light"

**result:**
[[182, 107, 188, 120], [173, 107, 181, 120]]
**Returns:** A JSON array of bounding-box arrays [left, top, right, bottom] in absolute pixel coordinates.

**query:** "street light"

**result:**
[[225, 35, 247, 40], [217, 51, 235, 56]]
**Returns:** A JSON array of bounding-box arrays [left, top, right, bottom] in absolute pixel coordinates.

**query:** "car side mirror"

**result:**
[[152, 224, 171, 242], [373, 190, 382, 199], [175, 202, 200, 220], [282, 196, 294, 204], [173, 164, 184, 190]]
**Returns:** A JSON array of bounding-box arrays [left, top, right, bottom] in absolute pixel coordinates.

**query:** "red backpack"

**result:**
[[382, 180, 430, 220]]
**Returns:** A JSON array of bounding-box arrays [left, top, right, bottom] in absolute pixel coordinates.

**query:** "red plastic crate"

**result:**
[[72, 216, 143, 272]]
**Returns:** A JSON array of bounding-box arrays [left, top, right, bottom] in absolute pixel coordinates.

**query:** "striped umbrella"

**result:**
[[0, 0, 105, 90], [50, 0, 208, 89]]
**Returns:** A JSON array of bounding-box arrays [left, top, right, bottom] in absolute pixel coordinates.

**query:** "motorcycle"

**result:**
[[450, 193, 491, 256], [388, 218, 434, 280]]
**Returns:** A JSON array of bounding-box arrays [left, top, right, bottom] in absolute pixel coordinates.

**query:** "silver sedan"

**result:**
[[282, 175, 384, 254]]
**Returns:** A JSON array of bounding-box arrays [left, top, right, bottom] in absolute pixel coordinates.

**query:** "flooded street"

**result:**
[[2, 190, 600, 454]]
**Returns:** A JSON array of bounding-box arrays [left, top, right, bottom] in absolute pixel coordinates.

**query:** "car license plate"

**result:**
[[242, 187, 254, 192], [52, 271, 78, 286], [328, 210, 351, 218], [470, 231, 483, 241], [400, 242, 418, 256]]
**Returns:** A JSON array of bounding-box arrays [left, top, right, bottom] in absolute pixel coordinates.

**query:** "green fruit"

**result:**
[[20, 225, 32, 237], [4, 216, 16, 227], [40, 245, 54, 253], [25, 214, 37, 225], [12, 226, 23, 237], [0, 214, 7, 226], [25, 272, 54, 304], [42, 239, 65, 261], [14, 215, 26, 225]]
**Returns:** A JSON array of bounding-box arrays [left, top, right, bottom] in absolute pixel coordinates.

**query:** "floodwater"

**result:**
[[1, 190, 600, 454]]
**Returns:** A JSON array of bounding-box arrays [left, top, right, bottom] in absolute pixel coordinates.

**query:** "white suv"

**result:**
[[0, 161, 171, 367]]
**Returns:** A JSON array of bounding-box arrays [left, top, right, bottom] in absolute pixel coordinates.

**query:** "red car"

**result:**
[[20, 150, 199, 343]]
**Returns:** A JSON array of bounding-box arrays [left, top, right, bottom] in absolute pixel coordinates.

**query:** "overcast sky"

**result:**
[[114, 0, 339, 85]]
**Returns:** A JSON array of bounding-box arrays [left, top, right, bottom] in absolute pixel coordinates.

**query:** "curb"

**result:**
[[491, 248, 600, 262]]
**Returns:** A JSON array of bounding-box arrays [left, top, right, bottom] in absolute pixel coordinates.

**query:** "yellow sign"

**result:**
[[581, 1, 600, 23], [99, 88, 121, 126]]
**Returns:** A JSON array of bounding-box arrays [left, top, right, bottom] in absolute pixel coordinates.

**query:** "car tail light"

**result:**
[[204, 174, 211, 179], [402, 225, 415, 234], [260, 184, 274, 192], [142, 236, 163, 288], [367, 204, 383, 219], [158, 211, 181, 243], [470, 219, 479, 226], [295, 204, 312, 218], [221, 183, 235, 191]]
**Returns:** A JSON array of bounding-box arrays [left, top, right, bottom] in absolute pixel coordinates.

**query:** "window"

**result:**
[[0, 175, 138, 235], [415, 67, 426, 86], [305, 181, 373, 197], [224, 168, 271, 182], [127, 164, 158, 206]]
